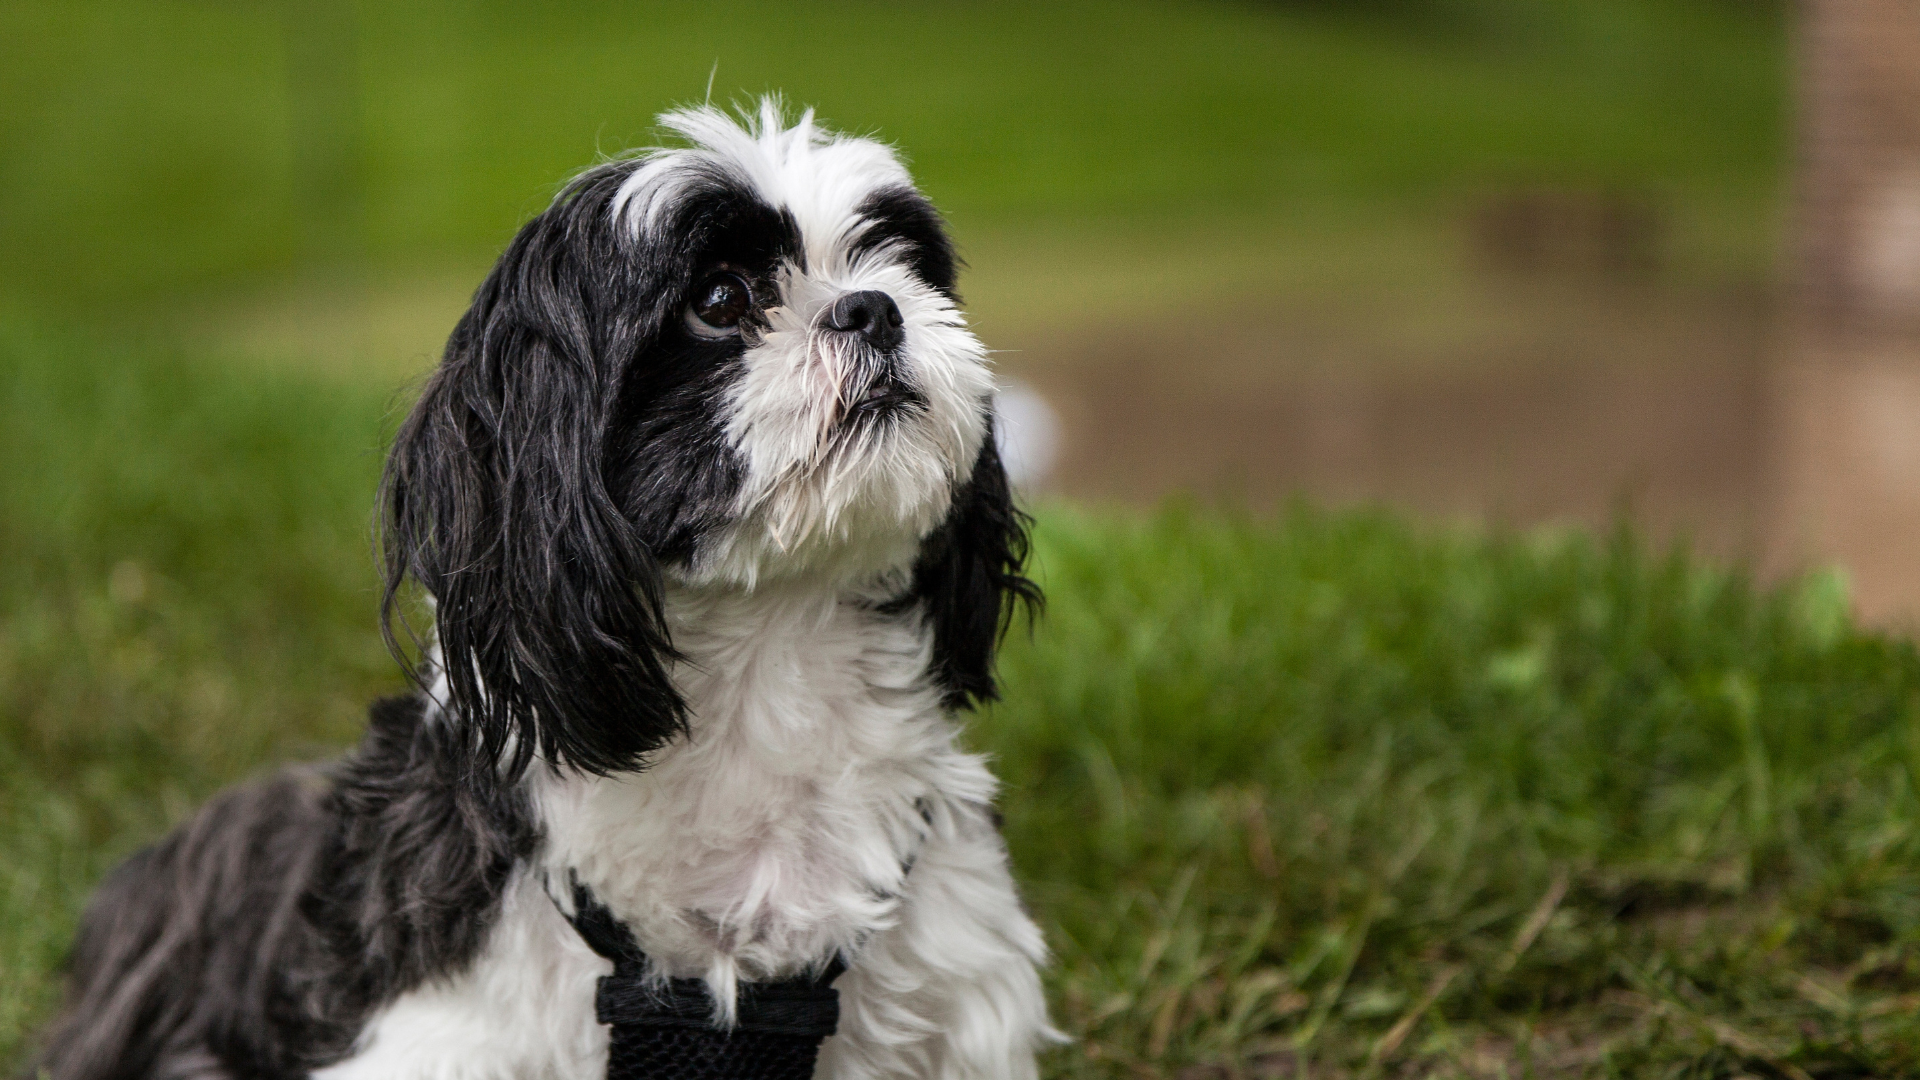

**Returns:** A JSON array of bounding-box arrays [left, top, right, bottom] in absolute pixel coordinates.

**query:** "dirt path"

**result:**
[[1001, 279, 1778, 561]]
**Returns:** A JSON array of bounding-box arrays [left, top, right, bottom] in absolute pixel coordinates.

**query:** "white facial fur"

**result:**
[[612, 101, 995, 590]]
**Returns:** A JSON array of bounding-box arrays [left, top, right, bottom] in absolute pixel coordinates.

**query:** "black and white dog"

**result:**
[[33, 101, 1058, 1080]]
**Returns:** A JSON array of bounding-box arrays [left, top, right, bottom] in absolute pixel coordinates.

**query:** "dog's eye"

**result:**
[[689, 272, 752, 334]]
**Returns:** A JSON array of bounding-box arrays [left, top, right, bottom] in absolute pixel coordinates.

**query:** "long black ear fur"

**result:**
[[380, 167, 685, 779], [903, 419, 1042, 709]]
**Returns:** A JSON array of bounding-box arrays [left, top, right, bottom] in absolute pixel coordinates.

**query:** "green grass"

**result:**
[[994, 510, 1920, 1077], [1, 0, 1787, 310], [11, 323, 1920, 1077], [0, 321, 397, 1047]]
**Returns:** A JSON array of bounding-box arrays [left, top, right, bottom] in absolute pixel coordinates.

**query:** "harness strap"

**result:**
[[551, 801, 929, 1077], [556, 879, 848, 1079]]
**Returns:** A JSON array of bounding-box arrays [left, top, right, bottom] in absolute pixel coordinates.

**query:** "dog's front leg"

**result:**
[[815, 800, 1061, 1080]]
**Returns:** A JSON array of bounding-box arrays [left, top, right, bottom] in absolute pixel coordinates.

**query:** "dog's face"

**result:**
[[380, 102, 1033, 777], [603, 104, 994, 588]]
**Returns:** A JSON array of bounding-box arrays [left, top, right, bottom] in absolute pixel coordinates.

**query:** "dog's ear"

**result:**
[[902, 417, 1042, 709], [380, 168, 685, 779]]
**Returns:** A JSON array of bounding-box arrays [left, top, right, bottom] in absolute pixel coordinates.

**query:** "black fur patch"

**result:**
[[380, 160, 802, 779], [851, 186, 960, 298], [605, 183, 801, 566], [294, 695, 539, 1060], [889, 420, 1041, 709], [26, 695, 536, 1080]]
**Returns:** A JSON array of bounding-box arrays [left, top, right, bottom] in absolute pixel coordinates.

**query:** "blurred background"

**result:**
[[5, 0, 1918, 617], [22, 5, 1920, 1071]]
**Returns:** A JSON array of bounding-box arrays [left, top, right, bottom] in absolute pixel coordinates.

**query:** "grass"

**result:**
[[0, 321, 396, 1047], [994, 509, 1920, 1077], [1, 0, 1788, 310], [11, 322, 1920, 1078]]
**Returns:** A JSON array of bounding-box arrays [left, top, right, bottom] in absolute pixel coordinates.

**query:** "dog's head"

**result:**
[[380, 100, 1036, 778]]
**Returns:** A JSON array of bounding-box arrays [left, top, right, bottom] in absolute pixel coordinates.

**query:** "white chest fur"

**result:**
[[532, 583, 997, 1013], [318, 584, 1045, 1080]]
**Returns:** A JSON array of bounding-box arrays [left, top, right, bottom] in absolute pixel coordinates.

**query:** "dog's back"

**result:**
[[30, 770, 333, 1080], [28, 696, 534, 1080]]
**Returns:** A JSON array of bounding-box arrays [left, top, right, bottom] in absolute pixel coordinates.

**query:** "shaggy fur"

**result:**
[[29, 99, 1057, 1080]]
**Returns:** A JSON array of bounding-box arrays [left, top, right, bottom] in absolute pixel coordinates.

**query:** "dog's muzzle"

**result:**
[[821, 290, 928, 421]]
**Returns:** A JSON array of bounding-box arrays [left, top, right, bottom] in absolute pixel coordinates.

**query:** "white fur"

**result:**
[[614, 100, 912, 261], [322, 586, 1057, 1080]]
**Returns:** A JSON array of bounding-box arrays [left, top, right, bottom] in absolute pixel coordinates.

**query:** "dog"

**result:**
[[31, 100, 1059, 1080]]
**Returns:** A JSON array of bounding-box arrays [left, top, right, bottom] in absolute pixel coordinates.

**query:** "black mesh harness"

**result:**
[[557, 880, 849, 1080]]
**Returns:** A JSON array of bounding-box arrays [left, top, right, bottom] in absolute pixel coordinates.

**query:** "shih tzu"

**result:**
[[32, 100, 1059, 1080]]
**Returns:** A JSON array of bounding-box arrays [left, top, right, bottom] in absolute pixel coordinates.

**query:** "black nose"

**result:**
[[824, 290, 905, 352]]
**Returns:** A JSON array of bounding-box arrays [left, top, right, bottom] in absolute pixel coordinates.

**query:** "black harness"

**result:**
[[557, 881, 848, 1080]]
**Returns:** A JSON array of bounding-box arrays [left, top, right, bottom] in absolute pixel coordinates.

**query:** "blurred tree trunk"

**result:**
[[1797, 0, 1920, 333], [1771, 0, 1920, 622]]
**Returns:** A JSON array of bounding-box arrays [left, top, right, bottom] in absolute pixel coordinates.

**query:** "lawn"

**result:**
[[7, 322, 1920, 1078]]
